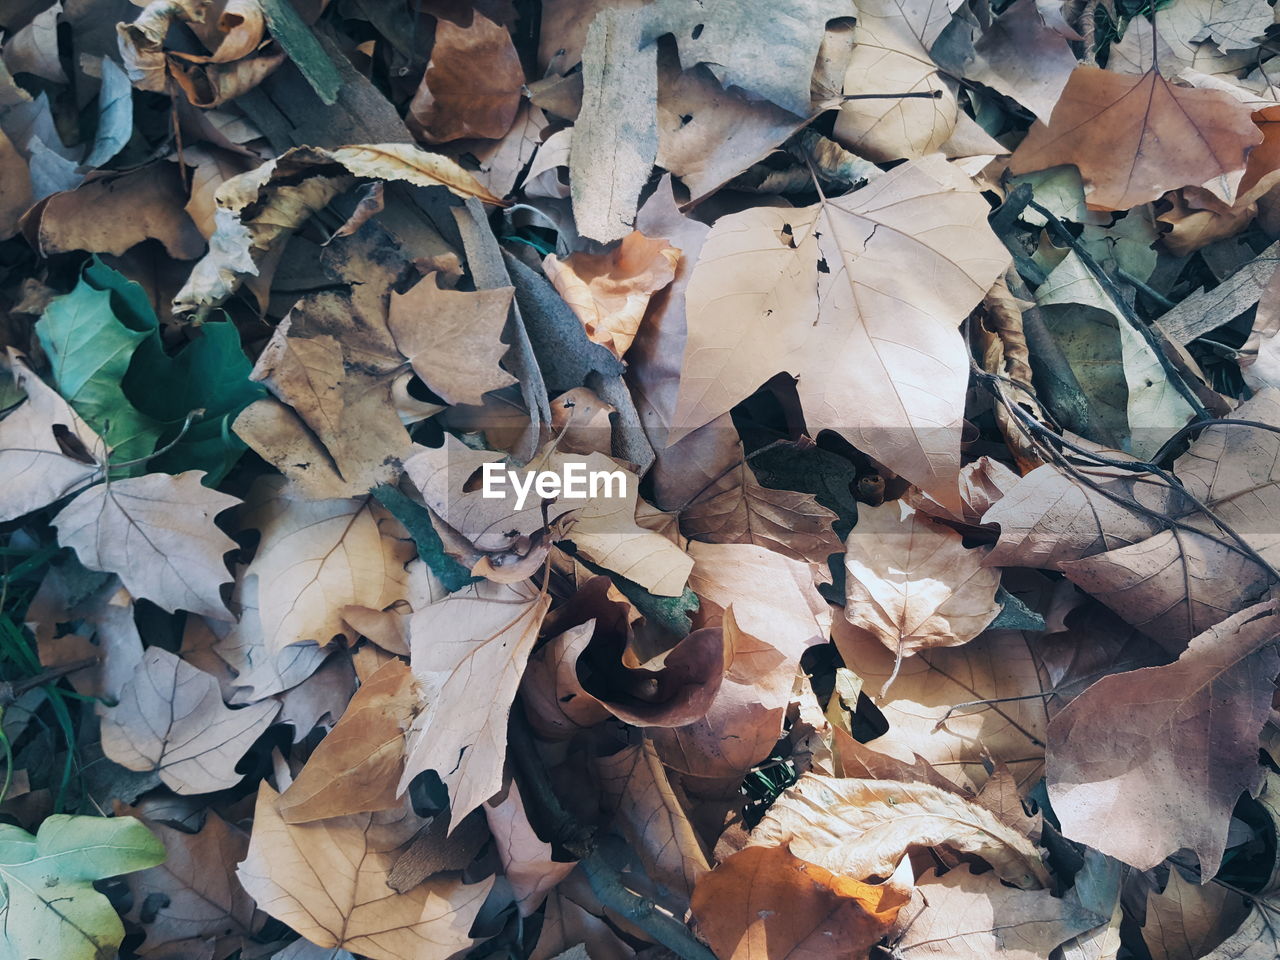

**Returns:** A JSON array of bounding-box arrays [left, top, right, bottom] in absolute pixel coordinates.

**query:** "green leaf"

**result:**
[[258, 0, 342, 105], [35, 280, 162, 464], [83, 259, 264, 481], [0, 814, 165, 960], [372, 483, 478, 593]]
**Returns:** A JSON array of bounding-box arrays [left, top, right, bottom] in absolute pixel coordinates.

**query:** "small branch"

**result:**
[[840, 90, 944, 101]]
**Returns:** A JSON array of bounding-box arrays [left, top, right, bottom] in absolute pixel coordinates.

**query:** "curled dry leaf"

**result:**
[[237, 786, 492, 960], [1009, 66, 1262, 210], [843, 500, 1001, 660], [543, 230, 679, 360], [752, 773, 1050, 890], [102, 647, 279, 794], [408, 11, 524, 143], [53, 471, 240, 620], [276, 658, 418, 823], [690, 843, 908, 960], [1048, 599, 1280, 875]]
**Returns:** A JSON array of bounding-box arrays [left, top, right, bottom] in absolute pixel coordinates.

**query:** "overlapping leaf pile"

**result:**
[[5, 0, 1280, 957]]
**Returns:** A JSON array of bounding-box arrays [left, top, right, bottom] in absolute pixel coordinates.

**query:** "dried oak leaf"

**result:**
[[672, 155, 1010, 512], [543, 231, 679, 360], [53, 471, 240, 621], [399, 579, 551, 829], [893, 865, 1102, 959], [102, 648, 279, 794], [124, 809, 262, 956], [277, 658, 417, 823], [238, 786, 491, 960], [408, 11, 524, 143], [0, 349, 104, 523], [241, 478, 415, 654], [690, 844, 907, 960], [752, 773, 1050, 890], [1048, 599, 1280, 875], [843, 500, 1001, 659], [1009, 66, 1262, 210], [388, 273, 516, 406]]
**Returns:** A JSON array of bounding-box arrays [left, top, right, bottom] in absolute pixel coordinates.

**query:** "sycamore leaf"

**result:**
[[0, 350, 105, 523], [672, 155, 1010, 510], [238, 786, 491, 960], [388, 273, 517, 406], [399, 579, 551, 829], [752, 773, 1050, 889], [690, 844, 907, 960], [894, 866, 1103, 959], [241, 478, 415, 653], [53, 471, 241, 620], [1009, 66, 1262, 210], [484, 782, 576, 916], [102, 647, 279, 794], [249, 323, 347, 441], [843, 500, 1001, 659], [1142, 868, 1245, 960], [1047, 599, 1280, 875], [596, 737, 710, 909], [408, 11, 524, 143], [124, 810, 261, 955], [36, 275, 161, 463], [543, 231, 679, 359], [0, 815, 165, 960], [277, 658, 417, 823]]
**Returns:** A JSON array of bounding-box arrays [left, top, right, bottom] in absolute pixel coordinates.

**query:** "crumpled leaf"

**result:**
[[53, 471, 240, 620], [102, 648, 279, 794], [1009, 66, 1262, 210], [843, 500, 1001, 660], [1048, 599, 1280, 875], [0, 814, 165, 960], [543, 230, 679, 360], [237, 786, 491, 960], [753, 773, 1050, 889], [691, 843, 908, 960], [672, 154, 1010, 511]]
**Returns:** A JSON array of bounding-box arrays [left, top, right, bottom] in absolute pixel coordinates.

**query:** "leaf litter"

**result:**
[[7, 0, 1280, 958]]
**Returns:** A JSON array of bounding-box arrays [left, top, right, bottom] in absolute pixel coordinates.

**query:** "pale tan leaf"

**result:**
[[1142, 868, 1246, 960], [277, 658, 417, 823], [241, 478, 415, 654], [102, 648, 279, 794], [388, 274, 516, 406], [1047, 599, 1280, 875], [1009, 66, 1262, 210], [250, 323, 346, 440], [672, 155, 1010, 510], [0, 350, 104, 523], [752, 773, 1050, 889], [484, 782, 575, 916], [399, 579, 551, 828], [237, 785, 491, 960], [893, 865, 1102, 959], [844, 500, 1000, 659], [53, 471, 240, 620]]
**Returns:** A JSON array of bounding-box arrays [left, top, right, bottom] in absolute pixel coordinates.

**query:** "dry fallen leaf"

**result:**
[[102, 647, 279, 794], [1009, 66, 1263, 210]]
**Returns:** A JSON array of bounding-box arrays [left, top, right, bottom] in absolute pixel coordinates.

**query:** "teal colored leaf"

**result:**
[[35, 281, 162, 464], [372, 483, 479, 593], [82, 259, 264, 481], [0, 814, 165, 960]]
